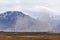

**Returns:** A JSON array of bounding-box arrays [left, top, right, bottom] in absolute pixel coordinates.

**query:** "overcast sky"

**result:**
[[0, 0, 60, 18], [0, 0, 60, 10]]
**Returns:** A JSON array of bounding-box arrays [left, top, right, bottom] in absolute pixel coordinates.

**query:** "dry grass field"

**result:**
[[0, 32, 60, 40]]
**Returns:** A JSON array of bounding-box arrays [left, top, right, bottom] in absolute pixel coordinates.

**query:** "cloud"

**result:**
[[22, 6, 60, 32], [0, 0, 60, 12], [23, 5, 60, 19], [28, 6, 57, 12]]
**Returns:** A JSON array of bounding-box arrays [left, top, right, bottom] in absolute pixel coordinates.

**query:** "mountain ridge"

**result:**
[[0, 11, 54, 32]]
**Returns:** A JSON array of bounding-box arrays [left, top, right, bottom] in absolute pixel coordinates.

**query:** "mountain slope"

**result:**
[[0, 11, 53, 32], [49, 15, 60, 33]]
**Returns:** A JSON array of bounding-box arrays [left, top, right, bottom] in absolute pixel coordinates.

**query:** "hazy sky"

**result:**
[[0, 0, 60, 10], [0, 0, 60, 18]]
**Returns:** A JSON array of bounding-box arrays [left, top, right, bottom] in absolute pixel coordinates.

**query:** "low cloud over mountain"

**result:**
[[0, 11, 54, 32]]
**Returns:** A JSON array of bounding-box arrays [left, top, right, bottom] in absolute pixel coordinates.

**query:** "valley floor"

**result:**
[[0, 32, 60, 40]]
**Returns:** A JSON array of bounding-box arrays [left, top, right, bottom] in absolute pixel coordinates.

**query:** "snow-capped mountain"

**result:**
[[0, 11, 26, 31], [0, 11, 53, 32]]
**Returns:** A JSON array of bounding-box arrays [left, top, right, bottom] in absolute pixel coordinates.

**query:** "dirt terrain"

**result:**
[[0, 32, 60, 40]]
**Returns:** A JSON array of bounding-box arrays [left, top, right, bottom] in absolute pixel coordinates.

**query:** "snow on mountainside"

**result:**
[[0, 11, 27, 31], [0, 11, 53, 32]]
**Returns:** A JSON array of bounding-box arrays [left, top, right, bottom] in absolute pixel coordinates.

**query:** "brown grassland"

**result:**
[[0, 32, 60, 40]]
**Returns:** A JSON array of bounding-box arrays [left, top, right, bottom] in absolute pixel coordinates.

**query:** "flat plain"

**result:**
[[0, 32, 60, 40]]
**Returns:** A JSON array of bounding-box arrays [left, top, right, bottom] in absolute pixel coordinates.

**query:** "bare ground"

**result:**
[[0, 32, 60, 40]]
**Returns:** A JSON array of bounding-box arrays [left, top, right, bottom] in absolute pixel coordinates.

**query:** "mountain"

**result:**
[[0, 11, 53, 32], [0, 11, 26, 31], [49, 15, 60, 33]]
